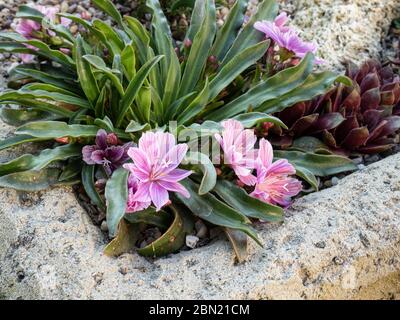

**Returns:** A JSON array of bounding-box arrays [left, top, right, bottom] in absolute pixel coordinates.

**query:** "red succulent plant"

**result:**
[[267, 60, 400, 154]]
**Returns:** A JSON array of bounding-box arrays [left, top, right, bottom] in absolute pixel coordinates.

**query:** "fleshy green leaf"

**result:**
[[16, 121, 100, 138], [179, 0, 216, 96], [213, 180, 284, 222], [211, 0, 248, 61], [0, 134, 47, 151], [104, 219, 141, 257], [81, 164, 106, 211], [183, 151, 217, 195], [124, 207, 173, 230], [221, 0, 278, 66], [232, 112, 287, 129], [177, 179, 262, 246], [206, 53, 314, 121], [137, 204, 194, 257], [117, 55, 164, 127], [274, 150, 357, 176], [105, 167, 129, 237], [0, 168, 61, 191], [208, 40, 270, 101], [92, 0, 124, 27], [0, 106, 62, 126], [295, 166, 319, 191], [224, 228, 248, 263], [75, 35, 99, 106], [0, 144, 81, 177]]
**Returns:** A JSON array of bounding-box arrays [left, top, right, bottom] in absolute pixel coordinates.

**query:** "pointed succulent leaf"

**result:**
[[0, 168, 61, 191]]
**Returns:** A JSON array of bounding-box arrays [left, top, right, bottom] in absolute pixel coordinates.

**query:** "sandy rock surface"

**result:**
[[1, 149, 400, 299], [0, 0, 400, 300]]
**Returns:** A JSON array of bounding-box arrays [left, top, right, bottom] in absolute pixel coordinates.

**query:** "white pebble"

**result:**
[[186, 235, 199, 249]]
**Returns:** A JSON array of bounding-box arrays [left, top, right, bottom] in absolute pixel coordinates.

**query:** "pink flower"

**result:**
[[254, 13, 324, 64], [14, 5, 71, 63], [251, 139, 302, 207], [126, 175, 151, 213], [123, 132, 192, 211], [215, 119, 257, 186]]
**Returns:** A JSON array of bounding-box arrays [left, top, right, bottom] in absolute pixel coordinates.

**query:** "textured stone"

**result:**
[[1, 149, 400, 299], [282, 0, 400, 71]]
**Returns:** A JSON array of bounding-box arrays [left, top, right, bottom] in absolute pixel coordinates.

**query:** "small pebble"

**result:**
[[186, 235, 199, 249], [331, 177, 339, 186], [100, 220, 108, 232]]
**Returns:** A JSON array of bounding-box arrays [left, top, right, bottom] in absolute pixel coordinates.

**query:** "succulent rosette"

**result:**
[[0, 0, 358, 261], [268, 60, 400, 154]]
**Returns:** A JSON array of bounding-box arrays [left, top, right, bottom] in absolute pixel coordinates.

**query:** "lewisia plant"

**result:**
[[0, 0, 356, 261]]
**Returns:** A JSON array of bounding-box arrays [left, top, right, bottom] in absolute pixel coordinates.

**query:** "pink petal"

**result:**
[[162, 168, 192, 182], [158, 180, 190, 198], [131, 181, 151, 203], [149, 182, 169, 211], [266, 159, 296, 176], [127, 147, 150, 173], [258, 138, 273, 168], [238, 173, 257, 186]]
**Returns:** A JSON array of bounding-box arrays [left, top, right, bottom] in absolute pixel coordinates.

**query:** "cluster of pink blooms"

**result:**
[[254, 12, 324, 64], [120, 120, 302, 213], [14, 5, 70, 63], [123, 132, 192, 212], [215, 120, 302, 207]]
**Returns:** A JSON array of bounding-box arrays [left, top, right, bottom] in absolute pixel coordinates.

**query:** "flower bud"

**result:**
[[106, 133, 119, 145], [55, 137, 69, 144], [184, 38, 192, 48]]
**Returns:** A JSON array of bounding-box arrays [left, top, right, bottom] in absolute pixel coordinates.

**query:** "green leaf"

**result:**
[[0, 41, 36, 54], [13, 68, 80, 94], [291, 136, 333, 154], [178, 78, 209, 125], [232, 112, 288, 129], [75, 35, 100, 106], [208, 40, 270, 101], [258, 71, 341, 114], [125, 120, 151, 133], [0, 144, 81, 177], [16, 121, 100, 138], [117, 55, 164, 127], [22, 83, 81, 97], [121, 44, 136, 81], [0, 106, 62, 126], [0, 91, 75, 117], [179, 0, 216, 96], [221, 0, 278, 66], [213, 180, 284, 222], [224, 228, 248, 263], [81, 164, 106, 211], [92, 19, 124, 56], [16, 5, 44, 21], [183, 152, 217, 195], [124, 207, 173, 230], [146, 0, 173, 86], [124, 16, 150, 64], [205, 53, 314, 121], [177, 179, 262, 246], [274, 150, 357, 177], [59, 159, 82, 182], [92, 0, 124, 27], [295, 166, 319, 191], [0, 134, 47, 151], [94, 116, 115, 132], [0, 168, 61, 191], [83, 54, 124, 95], [162, 42, 181, 113], [137, 204, 194, 257], [185, 0, 208, 41], [211, 0, 248, 61], [104, 219, 141, 257], [171, 0, 195, 11], [105, 167, 129, 237]]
